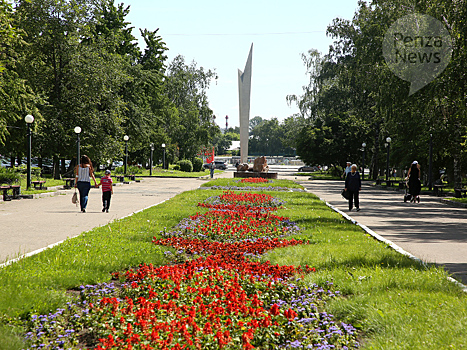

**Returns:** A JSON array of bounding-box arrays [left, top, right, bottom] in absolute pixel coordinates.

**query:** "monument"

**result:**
[[235, 44, 277, 180], [238, 44, 253, 164]]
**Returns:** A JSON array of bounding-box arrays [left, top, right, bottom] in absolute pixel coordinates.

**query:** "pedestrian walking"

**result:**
[[345, 164, 361, 211], [74, 155, 98, 213], [98, 170, 113, 212], [342, 161, 352, 179], [406, 161, 421, 203]]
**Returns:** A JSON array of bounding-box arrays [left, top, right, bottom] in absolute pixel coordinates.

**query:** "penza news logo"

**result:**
[[382, 13, 453, 96]]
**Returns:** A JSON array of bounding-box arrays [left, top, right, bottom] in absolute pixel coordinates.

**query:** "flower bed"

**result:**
[[24, 191, 359, 349], [240, 178, 270, 183]]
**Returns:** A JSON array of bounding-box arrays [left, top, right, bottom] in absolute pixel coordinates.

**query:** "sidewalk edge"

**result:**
[[0, 185, 202, 270], [322, 198, 467, 293]]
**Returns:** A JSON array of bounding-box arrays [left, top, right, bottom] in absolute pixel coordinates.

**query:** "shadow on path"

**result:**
[[300, 180, 467, 285]]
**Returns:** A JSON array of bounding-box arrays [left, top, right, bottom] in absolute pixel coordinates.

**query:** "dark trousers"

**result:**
[[102, 191, 112, 210], [77, 181, 91, 210], [348, 190, 359, 210]]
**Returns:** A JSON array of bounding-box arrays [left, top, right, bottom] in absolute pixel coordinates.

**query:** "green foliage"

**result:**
[[192, 157, 203, 172], [289, 0, 467, 182], [0, 0, 217, 181], [165, 55, 219, 160], [0, 167, 21, 185], [177, 159, 193, 172], [247, 115, 304, 156], [0, 183, 466, 347]]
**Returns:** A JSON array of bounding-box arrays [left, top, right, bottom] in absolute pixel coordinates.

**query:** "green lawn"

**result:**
[[295, 170, 342, 180], [0, 179, 465, 349], [97, 167, 217, 178]]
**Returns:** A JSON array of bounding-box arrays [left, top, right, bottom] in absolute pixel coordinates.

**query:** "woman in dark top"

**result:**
[[407, 161, 421, 203], [345, 164, 362, 211]]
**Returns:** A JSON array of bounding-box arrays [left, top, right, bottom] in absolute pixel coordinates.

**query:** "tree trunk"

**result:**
[[53, 156, 61, 180], [370, 122, 380, 180], [60, 158, 66, 174]]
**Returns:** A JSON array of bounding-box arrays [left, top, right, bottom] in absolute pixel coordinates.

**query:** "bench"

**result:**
[[32, 180, 46, 190], [116, 175, 125, 182], [1, 185, 21, 201], [128, 175, 136, 181], [1, 185, 11, 201], [63, 178, 75, 189], [454, 188, 467, 198], [398, 181, 407, 189], [434, 184, 446, 197]]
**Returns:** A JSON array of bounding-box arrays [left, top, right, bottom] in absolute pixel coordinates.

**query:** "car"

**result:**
[[203, 161, 227, 170], [298, 165, 317, 172]]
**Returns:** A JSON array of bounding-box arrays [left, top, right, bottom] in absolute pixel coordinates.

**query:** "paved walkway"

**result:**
[[0, 177, 215, 264], [294, 179, 467, 285], [2, 172, 466, 286]]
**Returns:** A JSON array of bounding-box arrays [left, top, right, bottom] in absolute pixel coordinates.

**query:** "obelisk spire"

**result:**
[[238, 43, 253, 164]]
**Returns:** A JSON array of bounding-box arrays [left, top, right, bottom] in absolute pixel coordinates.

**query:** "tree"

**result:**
[[165, 55, 219, 160]]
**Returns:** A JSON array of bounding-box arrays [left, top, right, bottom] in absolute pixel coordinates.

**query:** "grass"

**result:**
[[446, 197, 467, 203], [101, 167, 218, 178], [0, 180, 466, 349], [295, 170, 342, 180]]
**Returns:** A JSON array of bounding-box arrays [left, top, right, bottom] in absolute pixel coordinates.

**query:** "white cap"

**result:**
[[412, 160, 418, 164]]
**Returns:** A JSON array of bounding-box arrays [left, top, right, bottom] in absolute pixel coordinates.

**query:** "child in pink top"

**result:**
[[99, 170, 113, 212]]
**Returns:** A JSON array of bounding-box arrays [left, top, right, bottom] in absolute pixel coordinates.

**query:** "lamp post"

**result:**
[[74, 126, 81, 167], [429, 133, 433, 191], [361, 142, 366, 180], [123, 135, 129, 175], [162, 143, 166, 170], [385, 137, 391, 182], [150, 143, 154, 176], [25, 114, 34, 190]]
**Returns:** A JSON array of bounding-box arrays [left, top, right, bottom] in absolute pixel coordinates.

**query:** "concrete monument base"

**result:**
[[234, 172, 278, 179]]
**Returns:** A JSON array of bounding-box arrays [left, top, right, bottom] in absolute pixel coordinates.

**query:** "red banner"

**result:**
[[206, 147, 215, 163]]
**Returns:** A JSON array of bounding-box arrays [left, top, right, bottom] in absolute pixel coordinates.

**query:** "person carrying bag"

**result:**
[[345, 164, 361, 212]]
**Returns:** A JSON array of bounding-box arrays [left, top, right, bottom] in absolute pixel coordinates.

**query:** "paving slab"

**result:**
[[0, 177, 213, 264], [292, 178, 467, 285]]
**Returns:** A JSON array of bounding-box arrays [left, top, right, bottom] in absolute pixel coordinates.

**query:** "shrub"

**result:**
[[114, 165, 143, 175], [114, 166, 124, 174], [0, 168, 21, 185], [32, 167, 42, 178], [192, 157, 203, 172], [177, 160, 193, 172], [173, 165, 180, 171], [127, 165, 143, 174]]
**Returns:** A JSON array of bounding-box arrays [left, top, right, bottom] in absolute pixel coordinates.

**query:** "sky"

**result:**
[[121, 0, 361, 128]]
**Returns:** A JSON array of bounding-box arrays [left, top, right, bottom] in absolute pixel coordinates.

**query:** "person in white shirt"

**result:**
[[74, 155, 98, 213], [342, 161, 352, 179]]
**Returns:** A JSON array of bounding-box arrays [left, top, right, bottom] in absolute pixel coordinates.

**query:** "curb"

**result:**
[[0, 182, 130, 203], [0, 183, 204, 269], [320, 197, 467, 293]]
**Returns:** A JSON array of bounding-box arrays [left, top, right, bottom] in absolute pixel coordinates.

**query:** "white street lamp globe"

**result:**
[[25, 114, 34, 124], [362, 142, 366, 148], [74, 126, 82, 134], [162, 143, 166, 148], [386, 137, 391, 143], [123, 135, 129, 141]]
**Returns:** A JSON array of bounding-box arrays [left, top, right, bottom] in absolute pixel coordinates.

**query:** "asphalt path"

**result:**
[[295, 179, 467, 285], [0, 177, 211, 264], [2, 169, 466, 286]]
